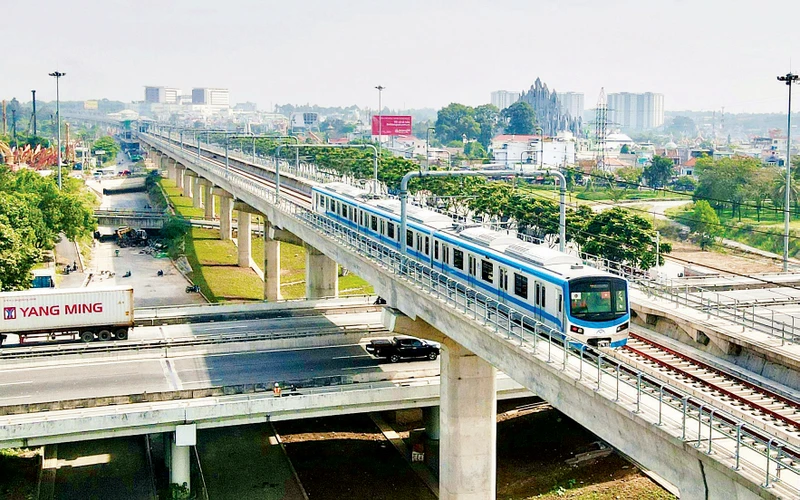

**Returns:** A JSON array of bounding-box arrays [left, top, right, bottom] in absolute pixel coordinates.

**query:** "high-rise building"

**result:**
[[556, 92, 584, 120], [192, 88, 230, 107], [490, 90, 521, 110], [606, 92, 664, 131], [144, 86, 164, 104], [144, 86, 180, 104]]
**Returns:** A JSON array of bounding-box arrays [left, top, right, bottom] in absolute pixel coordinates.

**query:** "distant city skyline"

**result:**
[[2, 0, 798, 114]]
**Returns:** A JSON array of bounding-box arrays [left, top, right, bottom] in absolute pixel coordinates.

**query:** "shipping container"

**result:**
[[0, 286, 134, 345]]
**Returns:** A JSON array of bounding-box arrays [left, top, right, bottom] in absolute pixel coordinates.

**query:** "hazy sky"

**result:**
[[3, 0, 799, 113]]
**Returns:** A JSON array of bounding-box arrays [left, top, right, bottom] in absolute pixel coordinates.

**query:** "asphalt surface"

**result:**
[[0, 312, 433, 405]]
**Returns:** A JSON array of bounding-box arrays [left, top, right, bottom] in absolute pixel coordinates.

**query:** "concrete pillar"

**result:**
[[202, 182, 214, 219], [423, 406, 440, 440], [174, 163, 184, 189], [169, 439, 190, 490], [182, 172, 193, 198], [193, 177, 203, 209], [264, 222, 282, 301], [169, 424, 195, 491], [214, 189, 233, 241], [304, 243, 338, 299], [440, 337, 496, 500], [237, 211, 251, 268]]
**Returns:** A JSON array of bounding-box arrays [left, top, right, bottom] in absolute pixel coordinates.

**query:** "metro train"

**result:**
[[312, 182, 630, 348]]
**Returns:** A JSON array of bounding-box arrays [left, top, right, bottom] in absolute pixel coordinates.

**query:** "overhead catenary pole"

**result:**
[[279, 143, 380, 197], [400, 167, 567, 256], [49, 71, 66, 189], [778, 72, 799, 272]]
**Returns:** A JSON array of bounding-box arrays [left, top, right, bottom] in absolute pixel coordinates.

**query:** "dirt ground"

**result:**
[[668, 240, 783, 275], [0, 448, 41, 499], [275, 400, 673, 500]]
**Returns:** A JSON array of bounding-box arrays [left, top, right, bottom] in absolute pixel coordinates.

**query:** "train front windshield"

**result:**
[[568, 278, 627, 322]]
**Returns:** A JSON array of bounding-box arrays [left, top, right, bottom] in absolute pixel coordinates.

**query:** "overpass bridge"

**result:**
[[126, 132, 800, 498], [94, 209, 168, 229]]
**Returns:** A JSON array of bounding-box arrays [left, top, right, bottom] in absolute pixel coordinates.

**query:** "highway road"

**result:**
[[0, 313, 434, 406]]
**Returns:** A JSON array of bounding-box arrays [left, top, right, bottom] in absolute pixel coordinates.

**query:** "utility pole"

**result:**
[[375, 85, 385, 159], [1, 100, 6, 135], [31, 90, 37, 137], [10, 109, 17, 148], [49, 71, 66, 189], [777, 72, 799, 272]]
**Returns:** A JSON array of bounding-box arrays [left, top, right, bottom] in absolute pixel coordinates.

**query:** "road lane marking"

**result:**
[[331, 354, 372, 360], [0, 381, 33, 387], [161, 359, 183, 390]]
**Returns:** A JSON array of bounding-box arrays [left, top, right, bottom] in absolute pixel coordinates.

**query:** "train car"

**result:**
[[312, 182, 629, 348]]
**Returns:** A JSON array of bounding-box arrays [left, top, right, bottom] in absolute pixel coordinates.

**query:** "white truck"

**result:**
[[0, 286, 134, 346]]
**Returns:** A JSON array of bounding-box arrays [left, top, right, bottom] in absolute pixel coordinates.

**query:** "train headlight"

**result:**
[[570, 325, 584, 334], [616, 322, 629, 332]]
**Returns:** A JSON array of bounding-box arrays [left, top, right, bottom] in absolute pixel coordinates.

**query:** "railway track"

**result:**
[[609, 328, 800, 447]]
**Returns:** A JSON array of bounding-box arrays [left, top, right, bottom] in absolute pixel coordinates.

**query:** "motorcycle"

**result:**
[[186, 285, 200, 293], [123, 271, 132, 278], [157, 270, 164, 276]]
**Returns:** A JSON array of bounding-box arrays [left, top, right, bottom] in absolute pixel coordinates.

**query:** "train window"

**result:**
[[535, 282, 540, 305], [406, 230, 413, 247], [558, 293, 563, 313], [380, 219, 385, 235], [480, 260, 493, 283], [514, 274, 528, 298], [332, 200, 338, 213], [387, 222, 395, 239], [370, 215, 378, 231], [616, 290, 626, 312], [424, 237, 430, 255], [416, 235, 423, 252], [341, 204, 347, 217], [499, 268, 508, 291], [359, 210, 364, 226], [468, 255, 476, 276], [352, 208, 358, 223], [453, 249, 464, 270], [541, 285, 546, 308], [434, 241, 439, 260]]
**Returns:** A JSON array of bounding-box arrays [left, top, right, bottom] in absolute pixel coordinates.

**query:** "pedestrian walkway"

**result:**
[[54, 234, 86, 288]]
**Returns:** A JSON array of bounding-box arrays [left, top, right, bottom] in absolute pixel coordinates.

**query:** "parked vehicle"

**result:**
[[116, 226, 148, 248], [365, 336, 439, 363], [0, 286, 134, 346]]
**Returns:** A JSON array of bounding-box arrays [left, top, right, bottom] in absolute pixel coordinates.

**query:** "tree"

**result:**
[[616, 166, 643, 190], [620, 144, 630, 154], [581, 207, 670, 269], [643, 155, 674, 189], [501, 101, 536, 135], [694, 156, 759, 218], [474, 104, 499, 148], [747, 167, 779, 221], [435, 103, 480, 144], [464, 141, 487, 159], [686, 200, 721, 250], [673, 176, 696, 192], [92, 136, 120, 164], [666, 116, 697, 137]]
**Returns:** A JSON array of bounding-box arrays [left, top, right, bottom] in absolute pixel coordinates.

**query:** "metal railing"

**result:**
[[143, 132, 800, 495]]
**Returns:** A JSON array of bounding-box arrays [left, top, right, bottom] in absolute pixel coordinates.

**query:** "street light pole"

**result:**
[[49, 71, 66, 189], [778, 72, 798, 272], [375, 85, 385, 158]]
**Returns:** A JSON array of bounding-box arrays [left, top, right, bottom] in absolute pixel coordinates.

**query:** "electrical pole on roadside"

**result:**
[[778, 72, 798, 272], [49, 71, 66, 189], [31, 90, 37, 137]]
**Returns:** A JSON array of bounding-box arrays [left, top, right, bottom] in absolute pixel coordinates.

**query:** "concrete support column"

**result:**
[[182, 172, 193, 198], [237, 211, 251, 268], [213, 189, 233, 241], [174, 163, 184, 189], [440, 337, 497, 500], [169, 439, 190, 489], [169, 424, 195, 492], [304, 243, 338, 299], [264, 222, 282, 301], [202, 182, 214, 219], [423, 406, 440, 440], [192, 177, 203, 209]]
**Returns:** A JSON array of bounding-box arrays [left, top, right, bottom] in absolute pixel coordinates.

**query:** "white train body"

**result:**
[[312, 183, 629, 348]]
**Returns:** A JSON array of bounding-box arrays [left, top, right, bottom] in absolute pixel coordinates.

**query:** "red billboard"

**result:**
[[372, 115, 412, 136]]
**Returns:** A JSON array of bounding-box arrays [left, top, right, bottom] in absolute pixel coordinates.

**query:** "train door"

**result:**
[[498, 266, 509, 305], [468, 254, 477, 289]]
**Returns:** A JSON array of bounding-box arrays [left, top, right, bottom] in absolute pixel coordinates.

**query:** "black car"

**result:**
[[365, 336, 439, 363]]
